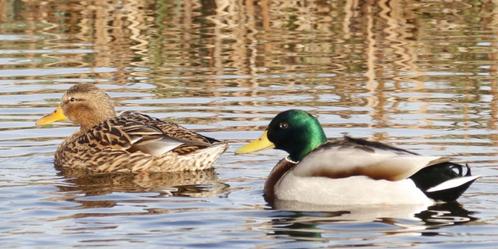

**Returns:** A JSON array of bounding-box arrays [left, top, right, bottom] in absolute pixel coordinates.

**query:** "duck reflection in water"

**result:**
[[55, 168, 229, 209], [268, 202, 477, 241]]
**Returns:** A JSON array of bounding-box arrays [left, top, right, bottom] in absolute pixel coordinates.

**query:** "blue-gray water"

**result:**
[[1, 1, 498, 248]]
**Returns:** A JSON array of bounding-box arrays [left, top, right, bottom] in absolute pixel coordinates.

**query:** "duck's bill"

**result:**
[[235, 130, 275, 154], [36, 106, 66, 126]]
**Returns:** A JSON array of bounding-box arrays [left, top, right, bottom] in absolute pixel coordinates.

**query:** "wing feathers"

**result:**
[[294, 138, 450, 181], [77, 111, 219, 157], [359, 156, 449, 181], [121, 111, 216, 146], [129, 136, 185, 157]]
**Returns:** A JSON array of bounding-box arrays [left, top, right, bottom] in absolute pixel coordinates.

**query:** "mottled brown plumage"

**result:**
[[37, 83, 228, 173]]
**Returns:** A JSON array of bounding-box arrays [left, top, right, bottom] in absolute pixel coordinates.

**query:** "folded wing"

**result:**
[[293, 136, 449, 181], [78, 111, 217, 157]]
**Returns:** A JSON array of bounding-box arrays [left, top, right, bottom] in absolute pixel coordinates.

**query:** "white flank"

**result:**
[[427, 175, 480, 193], [274, 171, 434, 205]]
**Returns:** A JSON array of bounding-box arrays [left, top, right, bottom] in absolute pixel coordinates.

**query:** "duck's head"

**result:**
[[236, 109, 327, 162], [36, 83, 116, 131]]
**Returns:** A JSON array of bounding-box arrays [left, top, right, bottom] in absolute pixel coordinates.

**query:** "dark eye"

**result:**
[[69, 97, 76, 102], [279, 122, 289, 129]]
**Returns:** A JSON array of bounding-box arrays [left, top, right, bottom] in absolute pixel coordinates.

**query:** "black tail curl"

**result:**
[[409, 162, 476, 202]]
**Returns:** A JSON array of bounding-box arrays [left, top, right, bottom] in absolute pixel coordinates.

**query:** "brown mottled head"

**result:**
[[61, 83, 116, 131]]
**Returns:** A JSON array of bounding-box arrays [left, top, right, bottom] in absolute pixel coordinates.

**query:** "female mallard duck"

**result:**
[[36, 83, 228, 173], [236, 109, 479, 205]]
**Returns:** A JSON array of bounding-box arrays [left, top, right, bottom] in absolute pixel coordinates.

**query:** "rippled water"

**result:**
[[1, 0, 498, 248]]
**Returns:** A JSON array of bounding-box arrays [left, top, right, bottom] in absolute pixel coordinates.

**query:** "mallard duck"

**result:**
[[236, 109, 479, 205], [36, 83, 228, 173]]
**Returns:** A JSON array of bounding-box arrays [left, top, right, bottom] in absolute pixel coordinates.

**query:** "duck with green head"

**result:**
[[236, 109, 479, 205]]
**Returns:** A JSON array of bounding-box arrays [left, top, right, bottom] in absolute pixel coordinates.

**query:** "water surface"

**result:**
[[1, 0, 498, 248]]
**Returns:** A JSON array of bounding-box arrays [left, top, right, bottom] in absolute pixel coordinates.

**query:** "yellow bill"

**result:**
[[36, 106, 66, 126], [235, 130, 275, 154]]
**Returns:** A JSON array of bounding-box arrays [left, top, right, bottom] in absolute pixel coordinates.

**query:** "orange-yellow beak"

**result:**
[[36, 106, 66, 126], [235, 130, 275, 154]]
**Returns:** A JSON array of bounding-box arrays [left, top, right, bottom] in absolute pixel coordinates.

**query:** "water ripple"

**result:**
[[0, 1, 497, 248]]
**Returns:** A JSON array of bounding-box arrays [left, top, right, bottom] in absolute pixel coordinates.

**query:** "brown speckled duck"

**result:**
[[36, 83, 228, 173]]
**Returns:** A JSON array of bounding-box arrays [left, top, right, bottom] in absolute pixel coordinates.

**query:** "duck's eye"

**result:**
[[279, 122, 289, 129]]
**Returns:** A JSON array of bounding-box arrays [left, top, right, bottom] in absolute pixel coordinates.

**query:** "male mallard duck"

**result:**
[[36, 83, 227, 173], [236, 109, 479, 205]]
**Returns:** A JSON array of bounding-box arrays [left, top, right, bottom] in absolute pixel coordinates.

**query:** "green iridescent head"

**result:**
[[236, 109, 327, 161]]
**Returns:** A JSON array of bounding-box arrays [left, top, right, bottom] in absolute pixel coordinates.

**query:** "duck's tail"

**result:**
[[410, 162, 479, 202]]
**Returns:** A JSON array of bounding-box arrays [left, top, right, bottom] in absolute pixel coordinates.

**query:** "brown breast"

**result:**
[[264, 158, 297, 205]]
